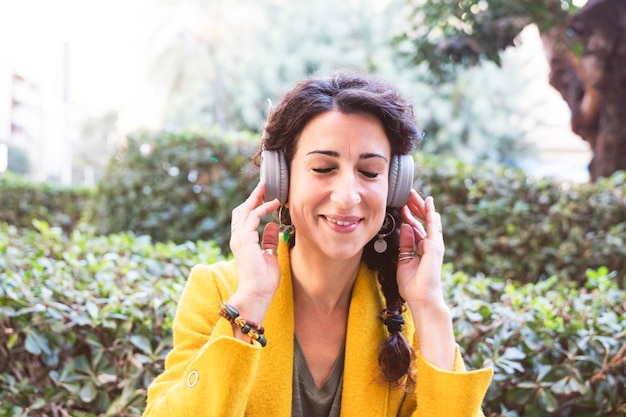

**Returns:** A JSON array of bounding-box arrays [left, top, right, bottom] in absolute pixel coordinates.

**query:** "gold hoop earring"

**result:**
[[374, 213, 395, 253]]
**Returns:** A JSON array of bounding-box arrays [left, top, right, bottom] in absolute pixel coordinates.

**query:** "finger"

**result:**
[[424, 197, 444, 243], [401, 206, 426, 240], [231, 183, 264, 227], [261, 222, 279, 256], [249, 199, 281, 227], [249, 182, 267, 204], [398, 223, 416, 252], [398, 224, 418, 263], [406, 189, 426, 220], [232, 185, 280, 234], [233, 182, 267, 217]]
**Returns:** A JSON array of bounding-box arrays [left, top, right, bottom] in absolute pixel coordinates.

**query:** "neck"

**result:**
[[289, 244, 361, 313]]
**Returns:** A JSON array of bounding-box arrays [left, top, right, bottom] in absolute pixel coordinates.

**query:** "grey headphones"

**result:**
[[260, 150, 414, 207]]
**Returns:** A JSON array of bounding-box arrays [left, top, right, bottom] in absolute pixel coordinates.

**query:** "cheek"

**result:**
[[286, 174, 310, 207], [370, 181, 389, 208], [367, 183, 389, 224]]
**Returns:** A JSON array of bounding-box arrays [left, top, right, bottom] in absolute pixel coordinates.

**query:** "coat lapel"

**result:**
[[248, 237, 294, 416], [341, 264, 394, 416]]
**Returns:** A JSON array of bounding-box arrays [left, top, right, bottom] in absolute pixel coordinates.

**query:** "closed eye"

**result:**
[[360, 170, 380, 179], [312, 167, 334, 174]]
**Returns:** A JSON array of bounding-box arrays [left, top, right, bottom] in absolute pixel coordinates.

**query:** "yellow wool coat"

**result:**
[[143, 239, 493, 417]]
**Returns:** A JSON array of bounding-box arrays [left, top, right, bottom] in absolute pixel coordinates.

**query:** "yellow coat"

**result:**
[[143, 239, 493, 416]]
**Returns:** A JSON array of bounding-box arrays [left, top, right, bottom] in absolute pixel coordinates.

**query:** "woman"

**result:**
[[143, 72, 493, 417]]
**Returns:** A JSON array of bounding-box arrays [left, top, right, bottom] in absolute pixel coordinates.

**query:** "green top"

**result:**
[[292, 337, 345, 417]]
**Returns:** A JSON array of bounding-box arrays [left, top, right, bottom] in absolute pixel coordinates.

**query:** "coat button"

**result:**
[[187, 371, 199, 387]]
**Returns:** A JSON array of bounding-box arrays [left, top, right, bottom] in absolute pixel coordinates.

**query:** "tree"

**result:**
[[131, 0, 534, 168], [140, 0, 407, 133], [73, 111, 119, 185], [395, 0, 626, 181]]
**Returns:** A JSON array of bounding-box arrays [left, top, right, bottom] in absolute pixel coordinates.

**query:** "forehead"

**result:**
[[296, 111, 391, 157]]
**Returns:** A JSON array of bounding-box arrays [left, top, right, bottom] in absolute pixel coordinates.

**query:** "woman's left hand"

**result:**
[[396, 190, 446, 307], [396, 190, 455, 370]]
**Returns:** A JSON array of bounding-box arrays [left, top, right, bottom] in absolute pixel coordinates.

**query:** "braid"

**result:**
[[363, 208, 416, 391]]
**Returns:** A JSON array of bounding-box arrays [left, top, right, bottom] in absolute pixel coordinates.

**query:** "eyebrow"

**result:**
[[306, 150, 388, 162]]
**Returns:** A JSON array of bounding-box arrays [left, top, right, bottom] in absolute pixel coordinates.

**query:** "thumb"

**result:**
[[398, 223, 416, 253], [261, 222, 279, 254]]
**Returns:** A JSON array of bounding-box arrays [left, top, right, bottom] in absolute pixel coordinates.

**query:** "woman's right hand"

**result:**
[[227, 182, 281, 324]]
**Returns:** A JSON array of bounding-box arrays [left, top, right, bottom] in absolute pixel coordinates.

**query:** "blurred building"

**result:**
[[0, 32, 76, 184]]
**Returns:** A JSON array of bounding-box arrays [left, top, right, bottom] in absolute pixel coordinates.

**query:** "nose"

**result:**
[[330, 170, 361, 208]]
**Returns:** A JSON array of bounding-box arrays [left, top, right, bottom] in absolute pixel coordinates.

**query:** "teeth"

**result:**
[[326, 217, 355, 226]]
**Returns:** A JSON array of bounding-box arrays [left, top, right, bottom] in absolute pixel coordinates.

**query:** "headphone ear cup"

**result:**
[[387, 154, 414, 208], [260, 150, 289, 203]]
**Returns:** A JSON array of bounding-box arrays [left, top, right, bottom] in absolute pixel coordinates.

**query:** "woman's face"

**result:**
[[287, 110, 391, 261]]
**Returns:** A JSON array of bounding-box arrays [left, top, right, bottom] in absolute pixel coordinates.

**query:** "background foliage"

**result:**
[[68, 0, 547, 184], [455, 266, 626, 416], [2, 130, 623, 284], [393, 0, 580, 78], [0, 172, 93, 234], [414, 155, 626, 285], [89, 128, 259, 253], [1, 222, 624, 416], [0, 221, 222, 417]]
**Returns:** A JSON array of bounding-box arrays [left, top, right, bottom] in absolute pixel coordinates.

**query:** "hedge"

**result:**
[[2, 128, 625, 285], [1, 222, 625, 416], [413, 156, 626, 286], [0, 172, 93, 234], [88, 129, 625, 286], [88, 128, 260, 254], [0, 221, 223, 417], [456, 266, 626, 416]]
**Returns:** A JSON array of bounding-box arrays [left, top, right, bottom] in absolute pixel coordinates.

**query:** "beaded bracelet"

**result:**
[[218, 302, 267, 347]]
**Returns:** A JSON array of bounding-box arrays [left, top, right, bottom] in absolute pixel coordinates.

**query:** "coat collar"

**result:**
[[249, 236, 398, 416]]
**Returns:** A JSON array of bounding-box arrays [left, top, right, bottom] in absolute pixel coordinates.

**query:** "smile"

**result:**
[[323, 216, 361, 226]]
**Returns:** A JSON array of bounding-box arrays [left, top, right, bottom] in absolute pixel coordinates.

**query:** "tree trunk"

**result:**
[[542, 0, 626, 181]]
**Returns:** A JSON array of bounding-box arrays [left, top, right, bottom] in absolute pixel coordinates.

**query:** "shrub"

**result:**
[[454, 266, 626, 416], [0, 172, 93, 234], [89, 128, 259, 254], [91, 128, 624, 284], [0, 221, 223, 416], [1, 222, 624, 416], [414, 155, 626, 286]]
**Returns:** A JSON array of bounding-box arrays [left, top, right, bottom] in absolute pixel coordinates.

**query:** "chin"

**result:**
[[322, 244, 365, 262]]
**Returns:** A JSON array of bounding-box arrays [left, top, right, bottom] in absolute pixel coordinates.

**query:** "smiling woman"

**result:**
[[142, 71, 493, 417]]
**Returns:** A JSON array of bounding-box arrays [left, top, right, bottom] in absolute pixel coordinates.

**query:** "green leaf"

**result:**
[[129, 335, 152, 355], [79, 380, 98, 403], [86, 300, 99, 320], [24, 331, 51, 355], [7, 332, 18, 349], [538, 388, 559, 412], [97, 373, 118, 386]]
